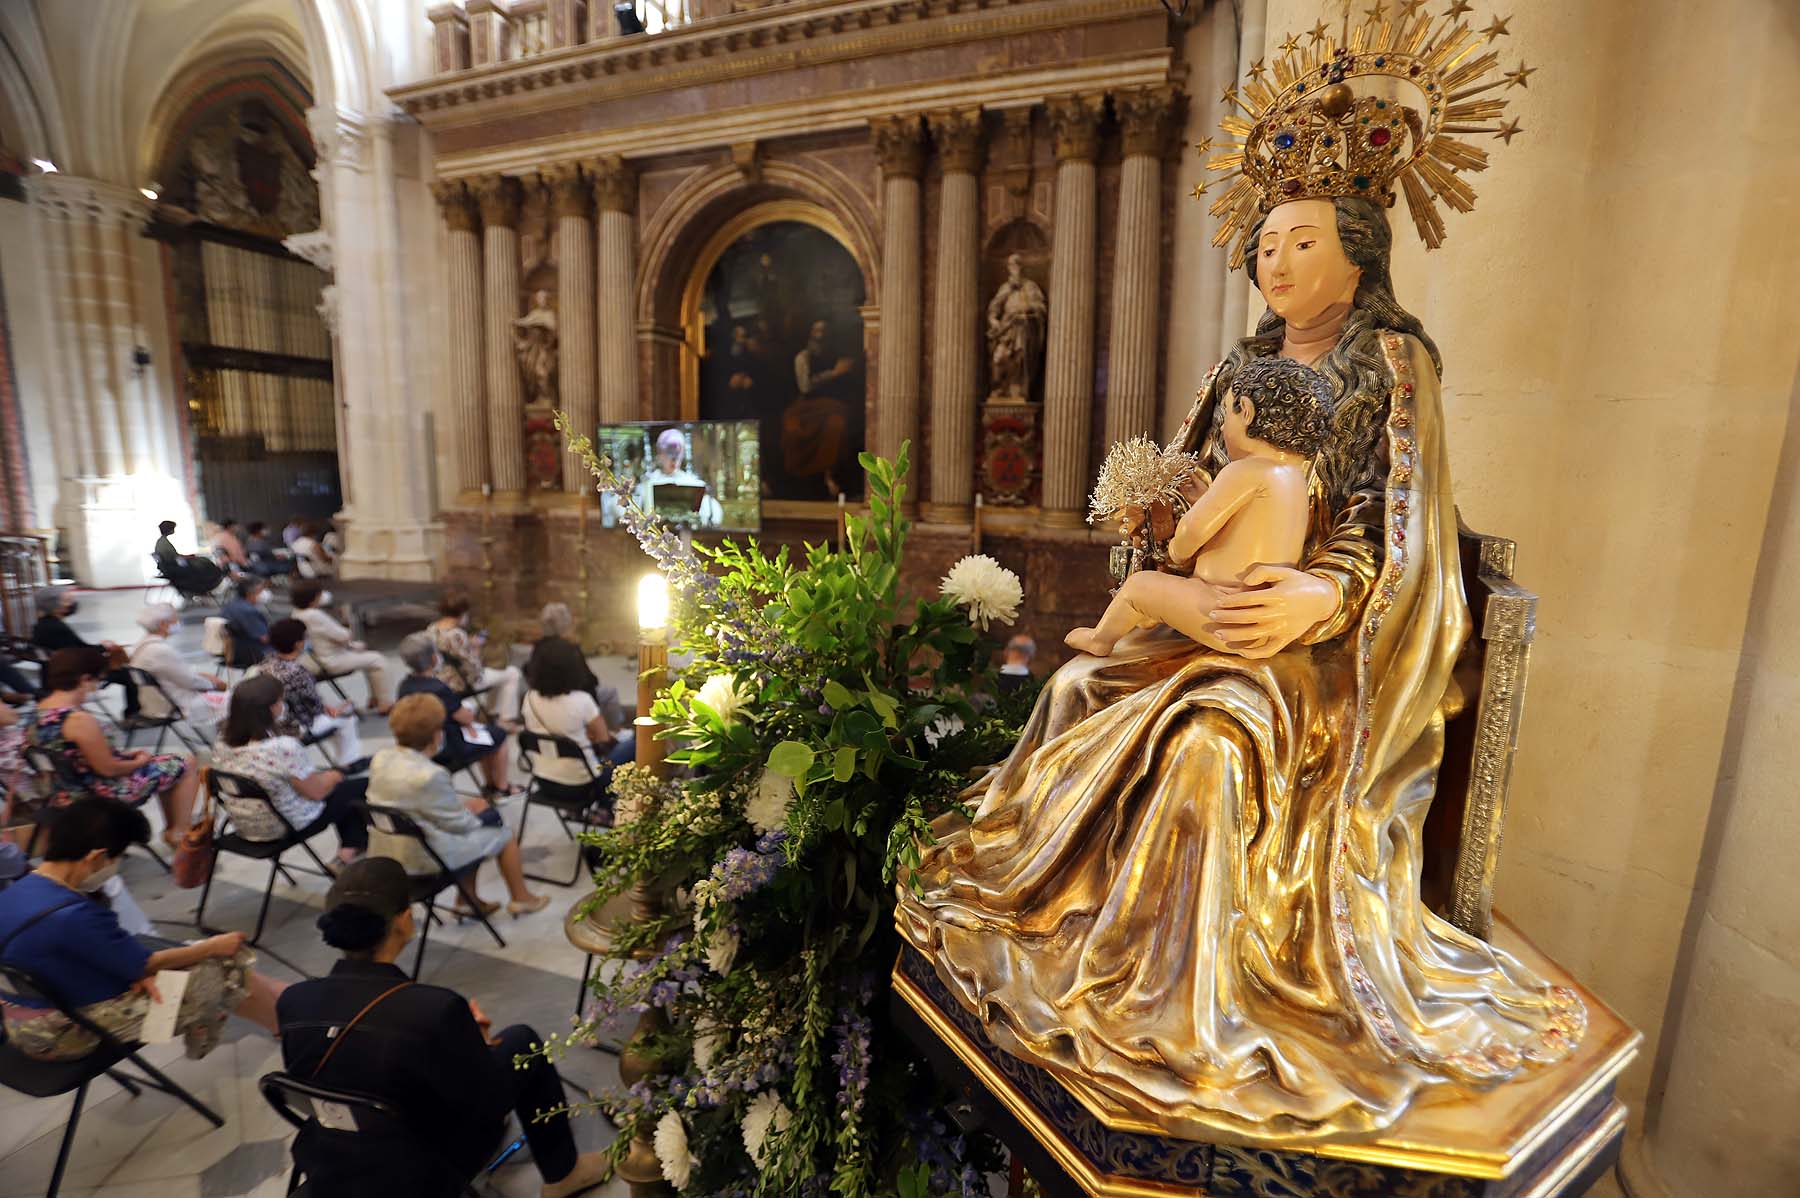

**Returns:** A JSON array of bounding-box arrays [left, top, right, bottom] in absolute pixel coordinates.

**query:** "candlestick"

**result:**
[[973, 493, 984, 555], [836, 492, 847, 553]]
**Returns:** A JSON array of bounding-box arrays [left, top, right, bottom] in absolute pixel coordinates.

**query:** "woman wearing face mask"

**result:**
[[210, 674, 369, 866], [29, 647, 199, 846], [427, 591, 522, 726], [128, 604, 231, 739], [0, 798, 285, 1061], [289, 578, 391, 714]]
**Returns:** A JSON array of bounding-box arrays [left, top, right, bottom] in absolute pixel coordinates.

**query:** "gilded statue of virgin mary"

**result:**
[[896, 13, 1584, 1144]]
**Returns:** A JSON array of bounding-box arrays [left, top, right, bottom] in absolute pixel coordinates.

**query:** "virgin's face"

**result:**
[[1255, 199, 1360, 326]]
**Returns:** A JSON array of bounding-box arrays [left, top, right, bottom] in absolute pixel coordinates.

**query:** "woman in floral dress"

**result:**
[[29, 647, 198, 847]]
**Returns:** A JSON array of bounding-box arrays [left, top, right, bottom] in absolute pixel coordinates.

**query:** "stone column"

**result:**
[[1106, 86, 1176, 448], [1041, 93, 1106, 528], [546, 164, 596, 490], [433, 180, 488, 494], [475, 174, 526, 493], [593, 156, 641, 427], [922, 108, 985, 524], [870, 115, 925, 469]]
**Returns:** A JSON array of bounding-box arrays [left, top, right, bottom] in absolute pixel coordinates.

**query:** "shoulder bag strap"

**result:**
[[310, 980, 413, 1079]]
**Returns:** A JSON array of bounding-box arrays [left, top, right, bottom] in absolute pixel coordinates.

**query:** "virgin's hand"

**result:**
[[1208, 566, 1338, 659]]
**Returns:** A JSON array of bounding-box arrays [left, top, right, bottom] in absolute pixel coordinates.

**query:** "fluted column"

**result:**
[[434, 180, 488, 494], [593, 156, 641, 427], [546, 164, 597, 490], [923, 108, 985, 523], [1041, 94, 1105, 527], [1107, 87, 1176, 447], [475, 174, 526, 493], [870, 115, 925, 469]]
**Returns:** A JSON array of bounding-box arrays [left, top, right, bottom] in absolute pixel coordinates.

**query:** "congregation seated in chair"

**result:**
[[395, 632, 518, 798]]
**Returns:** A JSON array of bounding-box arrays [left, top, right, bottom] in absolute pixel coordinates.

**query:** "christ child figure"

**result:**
[[1066, 355, 1332, 658]]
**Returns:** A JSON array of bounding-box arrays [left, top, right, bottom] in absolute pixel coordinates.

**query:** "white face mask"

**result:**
[[78, 859, 120, 892], [319, 590, 333, 606]]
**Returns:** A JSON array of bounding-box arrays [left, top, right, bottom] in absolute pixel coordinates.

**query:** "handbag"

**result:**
[[170, 767, 216, 889]]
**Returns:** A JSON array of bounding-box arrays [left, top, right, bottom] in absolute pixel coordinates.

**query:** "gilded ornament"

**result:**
[[870, 114, 927, 177]]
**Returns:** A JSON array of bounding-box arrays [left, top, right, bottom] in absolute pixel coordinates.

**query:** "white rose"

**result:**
[[693, 1016, 725, 1072], [654, 1110, 694, 1190], [939, 554, 1023, 631], [695, 673, 750, 724], [705, 924, 739, 975], [741, 1089, 794, 1168], [745, 769, 795, 835]]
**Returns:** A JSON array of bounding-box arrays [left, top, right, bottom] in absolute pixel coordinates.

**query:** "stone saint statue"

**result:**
[[513, 289, 558, 406], [985, 253, 1047, 400], [898, 35, 1585, 1145]]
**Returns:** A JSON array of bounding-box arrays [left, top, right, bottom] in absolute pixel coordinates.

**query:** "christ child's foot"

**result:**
[[1064, 627, 1117, 658]]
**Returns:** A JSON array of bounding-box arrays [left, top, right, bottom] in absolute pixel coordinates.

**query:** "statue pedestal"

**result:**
[[980, 398, 1042, 507], [892, 916, 1639, 1198]]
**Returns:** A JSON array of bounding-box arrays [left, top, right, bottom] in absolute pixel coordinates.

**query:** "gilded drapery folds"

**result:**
[[895, 334, 1583, 1144]]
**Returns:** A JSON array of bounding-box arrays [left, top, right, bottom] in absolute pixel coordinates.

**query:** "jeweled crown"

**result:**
[[1198, 1, 1533, 268]]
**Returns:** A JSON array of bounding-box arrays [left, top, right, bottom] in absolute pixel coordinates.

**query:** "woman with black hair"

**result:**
[[28, 646, 197, 845], [210, 674, 368, 865]]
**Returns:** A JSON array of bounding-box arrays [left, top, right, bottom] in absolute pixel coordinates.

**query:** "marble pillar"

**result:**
[[593, 156, 641, 427], [1041, 94, 1106, 528], [870, 115, 925, 471], [547, 164, 596, 490], [923, 108, 985, 524], [434, 179, 489, 494], [475, 174, 527, 493], [1106, 87, 1176, 448]]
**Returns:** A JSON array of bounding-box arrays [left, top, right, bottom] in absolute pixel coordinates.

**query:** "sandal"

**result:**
[[454, 896, 501, 920], [508, 893, 552, 917]]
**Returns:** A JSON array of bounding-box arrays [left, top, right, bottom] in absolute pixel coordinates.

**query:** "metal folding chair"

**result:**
[[197, 768, 339, 943], [0, 961, 224, 1198], [514, 730, 611, 887], [357, 801, 507, 979], [306, 647, 359, 711], [120, 666, 206, 754], [20, 742, 172, 874]]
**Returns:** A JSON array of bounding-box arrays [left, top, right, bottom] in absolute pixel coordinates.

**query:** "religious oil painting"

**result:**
[[695, 219, 866, 502]]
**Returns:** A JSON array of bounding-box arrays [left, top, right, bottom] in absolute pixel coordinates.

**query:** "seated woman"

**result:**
[[427, 591, 522, 724], [29, 647, 197, 847], [220, 577, 272, 668], [251, 618, 364, 768], [521, 661, 632, 802], [128, 604, 230, 738], [367, 694, 548, 917], [289, 520, 334, 580], [153, 519, 225, 596], [0, 798, 284, 1061], [290, 578, 391, 714], [524, 603, 635, 752], [275, 858, 605, 1198], [395, 632, 518, 798], [211, 674, 368, 866], [33, 586, 139, 716]]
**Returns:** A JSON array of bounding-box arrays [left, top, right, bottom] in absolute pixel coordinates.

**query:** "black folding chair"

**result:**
[[440, 647, 499, 723], [258, 1072, 498, 1197], [20, 742, 172, 873], [0, 635, 45, 694], [120, 666, 207, 754], [307, 647, 360, 711], [515, 731, 611, 887], [357, 801, 506, 979], [197, 768, 338, 943], [0, 961, 224, 1198]]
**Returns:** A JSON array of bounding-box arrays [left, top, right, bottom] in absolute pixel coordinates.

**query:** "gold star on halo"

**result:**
[[1277, 32, 1300, 53], [1504, 61, 1536, 87], [1193, 136, 1215, 156], [1483, 12, 1512, 39], [1219, 84, 1239, 107], [1191, 181, 1211, 199], [1398, 0, 1428, 17], [1364, 0, 1387, 22], [1308, 19, 1330, 44], [1248, 57, 1268, 83], [1444, 0, 1474, 19], [1495, 117, 1523, 143]]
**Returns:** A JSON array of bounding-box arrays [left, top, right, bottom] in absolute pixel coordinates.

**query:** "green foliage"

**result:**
[[539, 440, 1023, 1198]]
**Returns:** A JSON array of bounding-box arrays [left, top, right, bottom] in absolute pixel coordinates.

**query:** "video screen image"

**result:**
[[596, 420, 761, 532]]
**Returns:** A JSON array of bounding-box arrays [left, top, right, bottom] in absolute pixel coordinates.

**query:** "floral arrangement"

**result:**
[[1085, 435, 1200, 528], [546, 415, 1034, 1198]]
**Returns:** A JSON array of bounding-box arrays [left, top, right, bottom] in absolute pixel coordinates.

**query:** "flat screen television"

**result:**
[[595, 420, 761, 533]]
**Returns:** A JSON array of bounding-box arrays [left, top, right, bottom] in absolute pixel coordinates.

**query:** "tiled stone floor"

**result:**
[[1, 587, 638, 1197]]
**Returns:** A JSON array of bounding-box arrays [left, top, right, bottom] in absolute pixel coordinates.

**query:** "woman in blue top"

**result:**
[[0, 799, 285, 1061], [394, 632, 519, 797]]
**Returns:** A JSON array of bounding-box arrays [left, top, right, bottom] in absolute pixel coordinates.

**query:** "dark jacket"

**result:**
[[220, 597, 271, 666], [31, 615, 88, 653], [276, 959, 510, 1193]]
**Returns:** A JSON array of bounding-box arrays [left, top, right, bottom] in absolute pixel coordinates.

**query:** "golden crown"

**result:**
[[1197, 1, 1534, 268]]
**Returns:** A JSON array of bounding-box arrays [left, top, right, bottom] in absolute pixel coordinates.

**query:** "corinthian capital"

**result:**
[[928, 108, 987, 175], [589, 156, 638, 214], [1046, 93, 1106, 164], [540, 163, 592, 218], [1115, 86, 1180, 158], [472, 174, 523, 228], [432, 179, 481, 232], [870, 115, 926, 179]]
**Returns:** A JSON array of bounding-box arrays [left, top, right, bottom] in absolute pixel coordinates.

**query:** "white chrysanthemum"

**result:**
[[695, 673, 750, 724], [746, 769, 795, 834], [939, 555, 1023, 631], [692, 1015, 725, 1072], [654, 1111, 694, 1189], [923, 713, 965, 749], [706, 924, 739, 974], [741, 1090, 794, 1168]]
